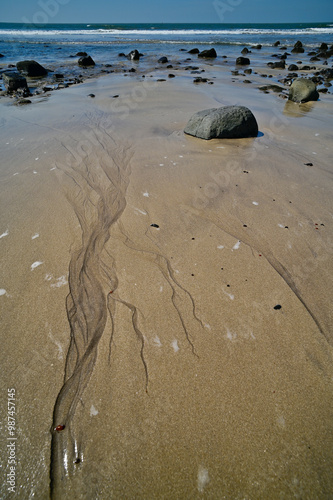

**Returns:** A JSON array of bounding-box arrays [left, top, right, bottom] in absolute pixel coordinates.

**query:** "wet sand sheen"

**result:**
[[0, 71, 333, 499]]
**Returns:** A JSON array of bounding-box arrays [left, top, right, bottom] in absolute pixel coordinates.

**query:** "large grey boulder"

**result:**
[[184, 106, 258, 140], [16, 60, 47, 77], [3, 72, 28, 92], [288, 78, 319, 103]]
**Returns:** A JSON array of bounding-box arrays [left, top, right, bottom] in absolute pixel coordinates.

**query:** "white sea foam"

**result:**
[[153, 336, 162, 347], [31, 261, 43, 270], [171, 340, 179, 352], [197, 466, 209, 493], [0, 289, 7, 296], [252, 201, 259, 206], [0, 229, 9, 239], [32, 233, 39, 239], [90, 405, 99, 417], [134, 208, 147, 215], [51, 276, 68, 288], [226, 329, 237, 341], [232, 240, 241, 250]]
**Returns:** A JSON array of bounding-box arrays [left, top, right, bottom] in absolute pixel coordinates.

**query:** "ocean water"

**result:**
[[0, 22, 332, 79]]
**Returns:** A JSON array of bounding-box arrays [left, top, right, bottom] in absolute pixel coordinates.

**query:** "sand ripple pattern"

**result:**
[[50, 121, 132, 498]]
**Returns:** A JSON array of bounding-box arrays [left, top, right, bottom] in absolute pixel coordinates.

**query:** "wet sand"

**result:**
[[1, 65, 333, 499]]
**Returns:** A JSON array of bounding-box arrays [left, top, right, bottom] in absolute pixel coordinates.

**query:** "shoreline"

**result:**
[[1, 46, 333, 498]]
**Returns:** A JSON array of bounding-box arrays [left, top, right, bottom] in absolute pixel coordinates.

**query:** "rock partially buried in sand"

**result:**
[[288, 77, 319, 103], [184, 106, 258, 140], [16, 60, 48, 77]]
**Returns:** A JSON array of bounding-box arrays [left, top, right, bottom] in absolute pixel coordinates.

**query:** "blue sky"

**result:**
[[1, 0, 333, 24]]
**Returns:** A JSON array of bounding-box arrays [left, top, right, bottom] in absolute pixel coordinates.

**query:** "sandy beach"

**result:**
[[1, 54, 333, 499]]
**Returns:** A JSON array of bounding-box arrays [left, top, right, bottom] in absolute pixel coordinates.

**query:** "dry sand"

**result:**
[[1, 67, 333, 499]]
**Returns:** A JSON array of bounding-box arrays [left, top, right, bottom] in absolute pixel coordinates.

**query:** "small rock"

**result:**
[[76, 52, 87, 57], [158, 56, 168, 64], [188, 48, 200, 54], [288, 77, 319, 103], [236, 57, 250, 65], [193, 77, 209, 83], [17, 98, 32, 105], [3, 72, 28, 93], [78, 55, 95, 67], [198, 48, 217, 58], [128, 50, 140, 60], [267, 60, 286, 69], [291, 41, 304, 54]]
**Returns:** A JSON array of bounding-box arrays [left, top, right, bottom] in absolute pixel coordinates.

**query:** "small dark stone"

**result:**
[[150, 224, 160, 228], [0, 53, 5, 58], [274, 305, 282, 310], [273, 41, 280, 46], [198, 48, 217, 59], [188, 48, 200, 54], [88, 93, 95, 98], [128, 49, 140, 61], [288, 64, 299, 71], [236, 57, 250, 65], [291, 41, 304, 54], [17, 98, 32, 105], [193, 77, 208, 83], [76, 52, 87, 57], [158, 56, 168, 64], [267, 60, 286, 69], [241, 47, 250, 54], [168, 74, 176, 78], [78, 55, 95, 67]]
